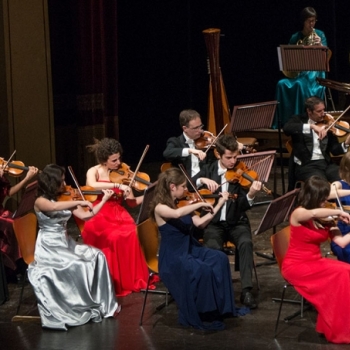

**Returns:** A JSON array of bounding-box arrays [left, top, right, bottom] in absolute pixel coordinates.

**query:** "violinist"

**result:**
[[282, 175, 350, 344], [29, 164, 119, 330], [163, 109, 218, 181], [284, 96, 350, 190], [149, 167, 242, 330], [0, 160, 38, 280], [330, 152, 350, 263], [83, 137, 158, 296], [192, 134, 261, 309]]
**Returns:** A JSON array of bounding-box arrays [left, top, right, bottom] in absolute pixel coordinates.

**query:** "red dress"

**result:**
[[0, 176, 21, 270], [81, 184, 156, 296], [282, 221, 350, 343]]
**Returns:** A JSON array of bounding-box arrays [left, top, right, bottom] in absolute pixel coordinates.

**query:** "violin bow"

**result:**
[[324, 105, 350, 132], [204, 123, 228, 154], [178, 164, 215, 213], [2, 150, 16, 171], [333, 183, 344, 212], [67, 166, 92, 211], [128, 144, 150, 189]]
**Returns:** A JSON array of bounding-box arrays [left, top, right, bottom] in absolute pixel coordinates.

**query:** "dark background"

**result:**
[[48, 1, 350, 164]]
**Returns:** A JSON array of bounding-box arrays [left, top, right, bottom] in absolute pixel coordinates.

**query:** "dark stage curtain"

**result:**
[[49, 0, 119, 181]]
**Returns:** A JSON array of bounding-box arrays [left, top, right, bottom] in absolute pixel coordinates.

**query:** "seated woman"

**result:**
[[282, 176, 350, 343], [82, 138, 157, 296], [149, 167, 248, 330], [29, 164, 119, 330], [331, 152, 350, 262], [273, 7, 327, 129], [0, 162, 38, 278]]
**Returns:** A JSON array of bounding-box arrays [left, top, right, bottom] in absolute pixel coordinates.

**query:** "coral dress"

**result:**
[[0, 176, 21, 270], [282, 221, 350, 343], [82, 184, 154, 296], [28, 208, 118, 330], [158, 216, 240, 330]]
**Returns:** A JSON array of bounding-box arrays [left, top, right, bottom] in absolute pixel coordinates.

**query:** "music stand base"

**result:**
[[255, 251, 276, 267]]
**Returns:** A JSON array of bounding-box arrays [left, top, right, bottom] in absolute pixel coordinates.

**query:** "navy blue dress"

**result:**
[[331, 180, 350, 262], [158, 215, 237, 330]]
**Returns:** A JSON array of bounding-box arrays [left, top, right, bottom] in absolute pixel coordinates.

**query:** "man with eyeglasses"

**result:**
[[163, 109, 218, 191]]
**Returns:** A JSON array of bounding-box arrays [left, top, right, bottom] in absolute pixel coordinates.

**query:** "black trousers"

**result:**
[[203, 221, 253, 291], [295, 159, 340, 183]]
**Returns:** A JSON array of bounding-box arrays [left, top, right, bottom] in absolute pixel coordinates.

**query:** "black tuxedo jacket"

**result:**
[[193, 161, 252, 225], [163, 134, 216, 176], [284, 113, 345, 165]]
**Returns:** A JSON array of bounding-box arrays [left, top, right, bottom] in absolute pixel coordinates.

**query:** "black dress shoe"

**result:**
[[240, 291, 257, 309]]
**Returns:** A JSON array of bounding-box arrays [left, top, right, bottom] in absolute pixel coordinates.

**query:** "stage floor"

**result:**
[[0, 162, 341, 350]]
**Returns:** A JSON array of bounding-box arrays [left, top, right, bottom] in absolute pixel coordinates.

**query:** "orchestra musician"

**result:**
[[28, 164, 119, 330], [330, 152, 350, 263], [163, 109, 218, 185], [149, 167, 244, 330], [284, 96, 350, 190], [192, 134, 262, 309], [273, 6, 327, 129], [0, 162, 38, 280], [81, 137, 158, 296], [282, 175, 350, 344]]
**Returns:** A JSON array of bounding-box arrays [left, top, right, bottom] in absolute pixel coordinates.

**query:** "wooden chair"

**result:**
[[270, 226, 310, 337], [11, 212, 40, 322], [137, 218, 169, 326], [160, 162, 172, 172]]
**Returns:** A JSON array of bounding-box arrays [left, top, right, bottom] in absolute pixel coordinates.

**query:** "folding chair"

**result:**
[[270, 226, 311, 338], [11, 181, 40, 322], [11, 212, 40, 322], [136, 183, 170, 326], [137, 218, 170, 326]]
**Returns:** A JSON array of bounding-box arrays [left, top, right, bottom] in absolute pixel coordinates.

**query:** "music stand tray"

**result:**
[[253, 188, 300, 266], [136, 182, 157, 225], [12, 181, 38, 219], [278, 45, 330, 73]]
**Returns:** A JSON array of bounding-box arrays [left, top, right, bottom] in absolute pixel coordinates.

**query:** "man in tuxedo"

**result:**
[[193, 134, 261, 309], [163, 109, 218, 191], [284, 96, 350, 189]]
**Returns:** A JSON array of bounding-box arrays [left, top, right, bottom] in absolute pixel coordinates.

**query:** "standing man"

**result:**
[[193, 134, 261, 309]]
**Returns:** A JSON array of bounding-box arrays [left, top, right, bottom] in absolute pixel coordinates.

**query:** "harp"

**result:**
[[203, 28, 230, 135]]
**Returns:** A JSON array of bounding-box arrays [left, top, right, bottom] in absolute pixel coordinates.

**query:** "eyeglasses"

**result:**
[[187, 124, 204, 130], [306, 18, 317, 24]]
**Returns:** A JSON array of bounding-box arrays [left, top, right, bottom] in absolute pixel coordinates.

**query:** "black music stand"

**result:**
[[230, 101, 282, 193], [253, 188, 299, 266], [136, 182, 157, 225], [277, 45, 330, 74], [12, 181, 38, 219], [316, 77, 350, 111], [237, 150, 277, 205]]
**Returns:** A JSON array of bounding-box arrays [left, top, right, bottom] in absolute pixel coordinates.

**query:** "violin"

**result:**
[[58, 185, 121, 202], [194, 131, 217, 151], [317, 113, 350, 137], [0, 157, 38, 177], [225, 161, 272, 195], [109, 162, 151, 192], [176, 189, 237, 208], [195, 124, 228, 153]]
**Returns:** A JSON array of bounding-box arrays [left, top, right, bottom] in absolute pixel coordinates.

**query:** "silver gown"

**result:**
[[28, 208, 119, 330]]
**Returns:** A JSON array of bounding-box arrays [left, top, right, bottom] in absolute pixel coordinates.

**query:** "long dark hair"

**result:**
[[37, 164, 66, 200], [149, 168, 186, 220], [298, 176, 330, 209]]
